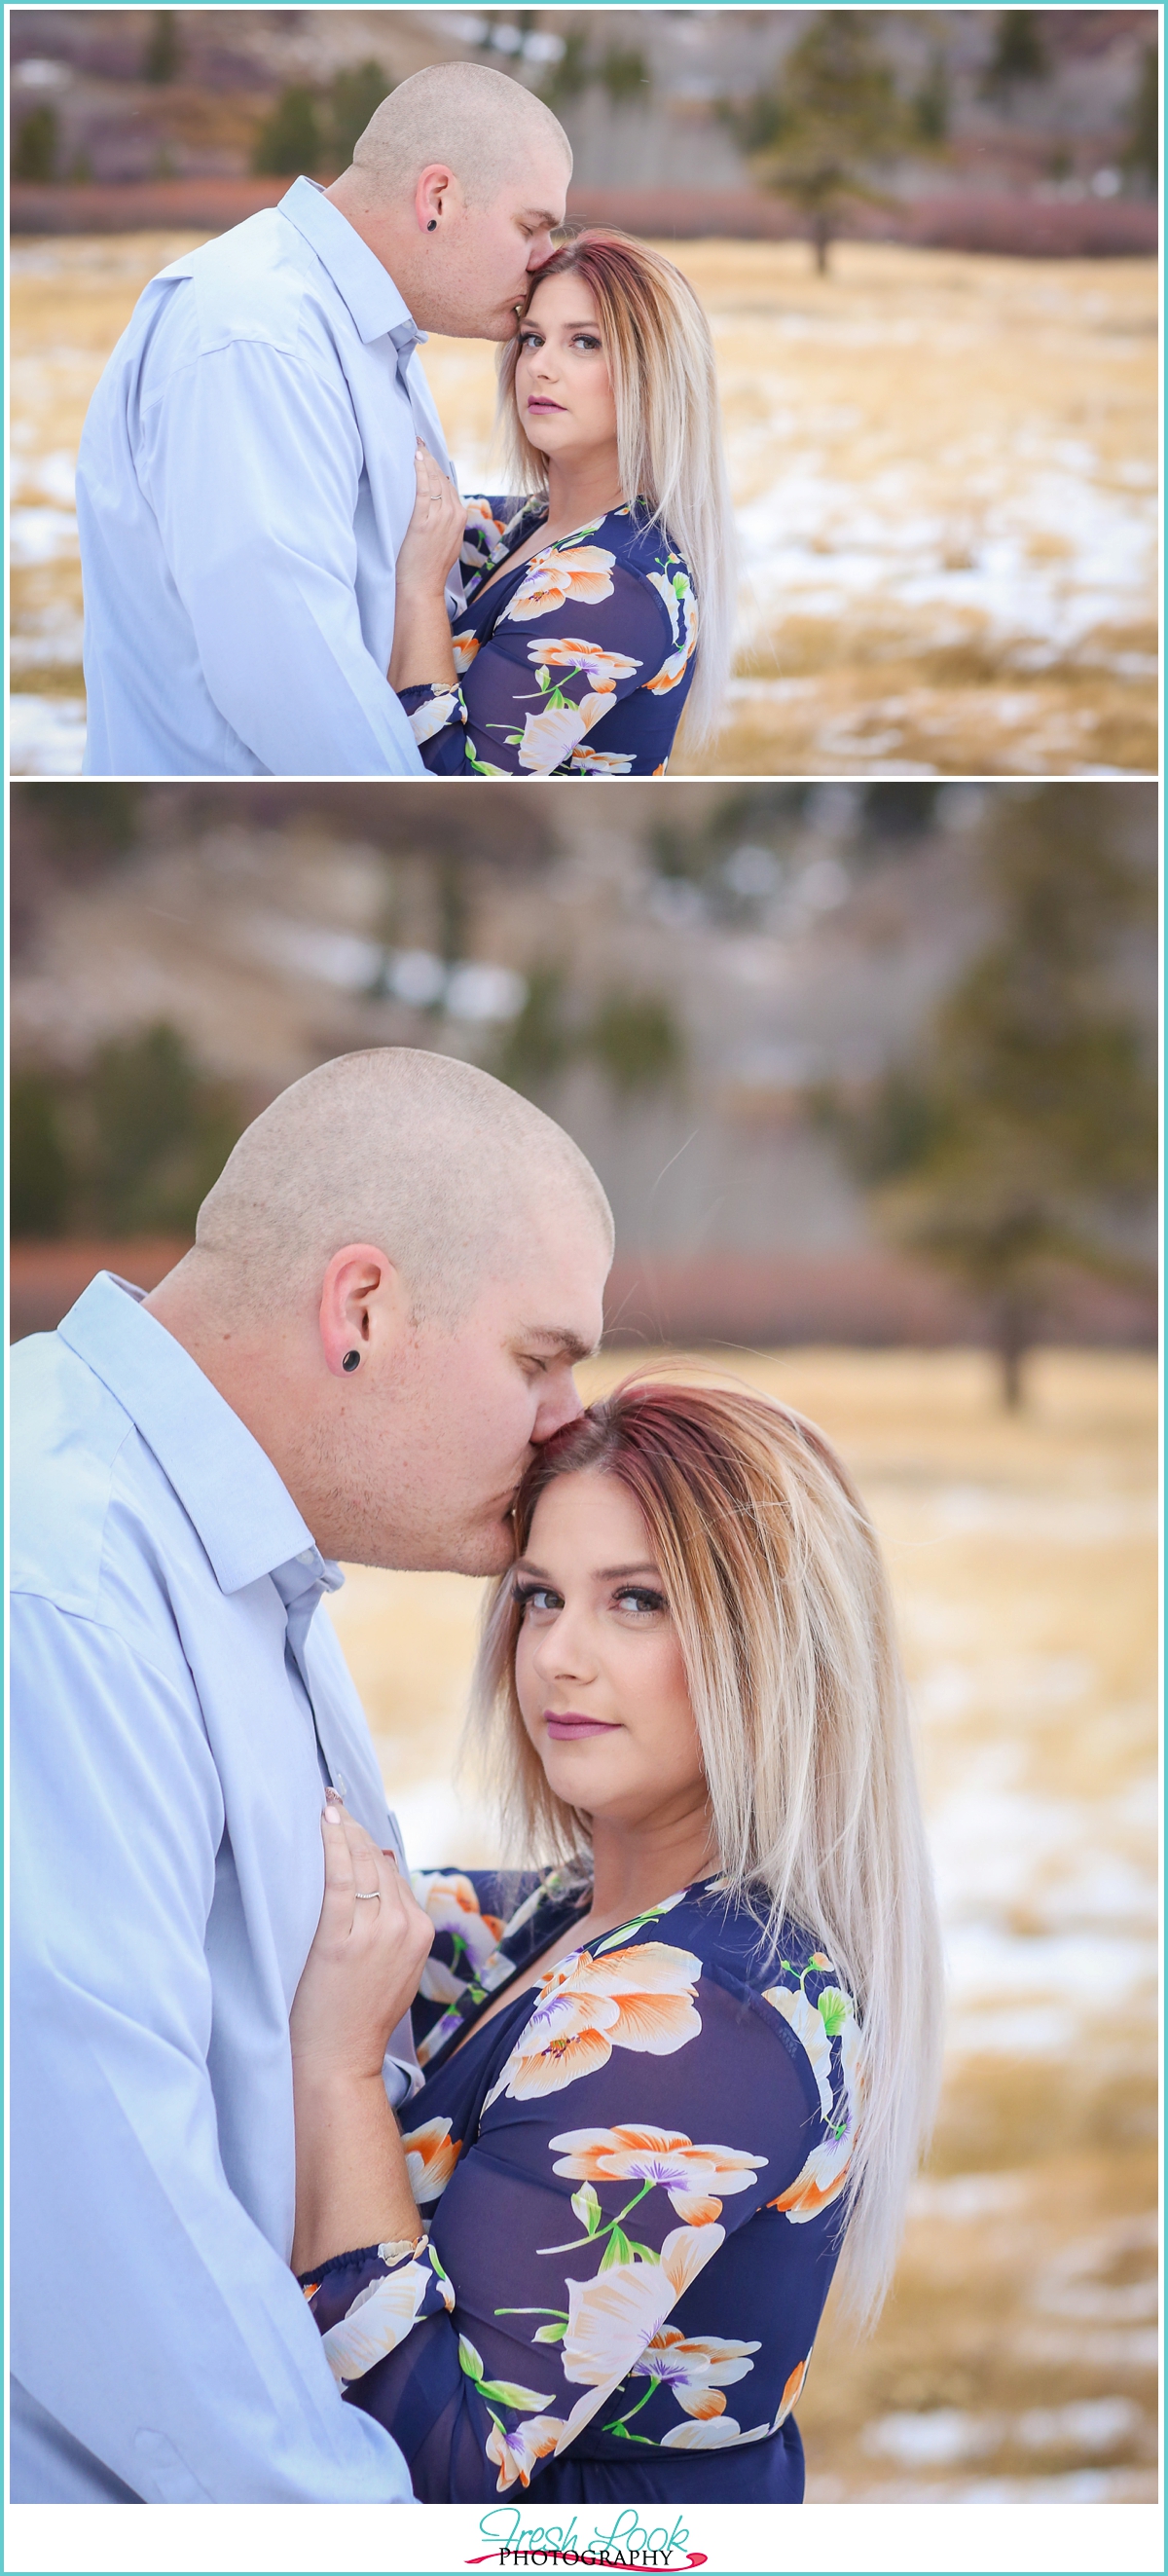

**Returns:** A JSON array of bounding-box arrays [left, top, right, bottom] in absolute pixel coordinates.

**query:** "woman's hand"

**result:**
[[290, 1802, 434, 2089], [395, 442, 466, 598], [289, 1803, 434, 2275]]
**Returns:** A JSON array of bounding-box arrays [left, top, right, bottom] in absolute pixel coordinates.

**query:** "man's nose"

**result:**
[[532, 1372, 586, 1442]]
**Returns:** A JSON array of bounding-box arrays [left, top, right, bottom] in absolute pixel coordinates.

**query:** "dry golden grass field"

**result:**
[[323, 1347, 1158, 2505], [10, 234, 1157, 778]]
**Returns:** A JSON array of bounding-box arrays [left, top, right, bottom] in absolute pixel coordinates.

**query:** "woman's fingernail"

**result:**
[[324, 1800, 343, 1823]]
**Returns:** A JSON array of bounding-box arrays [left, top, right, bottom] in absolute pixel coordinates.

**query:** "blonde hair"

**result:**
[[496, 233, 735, 744], [469, 1376, 942, 2327]]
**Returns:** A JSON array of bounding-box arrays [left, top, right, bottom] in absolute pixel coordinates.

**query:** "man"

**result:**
[[76, 64, 571, 777], [10, 1049, 613, 2501]]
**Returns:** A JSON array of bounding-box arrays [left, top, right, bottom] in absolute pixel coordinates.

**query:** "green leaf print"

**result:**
[[600, 2225, 634, 2272], [571, 2182, 602, 2235], [478, 2375, 557, 2412], [458, 2334, 486, 2383], [817, 1986, 851, 2039], [532, 2319, 569, 2343]]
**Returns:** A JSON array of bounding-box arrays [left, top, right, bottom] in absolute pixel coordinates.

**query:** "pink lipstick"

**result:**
[[545, 1711, 617, 1740]]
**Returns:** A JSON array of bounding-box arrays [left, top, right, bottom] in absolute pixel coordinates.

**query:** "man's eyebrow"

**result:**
[[522, 207, 562, 228], [518, 1326, 598, 1363]]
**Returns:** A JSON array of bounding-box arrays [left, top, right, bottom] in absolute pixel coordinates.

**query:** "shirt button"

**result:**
[[296, 1548, 315, 1566]]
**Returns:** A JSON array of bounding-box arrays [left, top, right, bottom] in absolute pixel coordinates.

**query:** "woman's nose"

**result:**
[[531, 1611, 593, 1685]]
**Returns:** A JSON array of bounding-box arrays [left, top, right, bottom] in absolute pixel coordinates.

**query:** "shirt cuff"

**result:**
[[399, 681, 468, 747], [301, 2236, 456, 2387]]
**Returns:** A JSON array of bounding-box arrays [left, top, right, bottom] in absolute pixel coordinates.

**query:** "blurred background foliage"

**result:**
[[814, 787, 1157, 1401]]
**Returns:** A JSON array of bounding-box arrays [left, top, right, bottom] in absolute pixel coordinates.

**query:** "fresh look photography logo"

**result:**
[[466, 2506, 706, 2567]]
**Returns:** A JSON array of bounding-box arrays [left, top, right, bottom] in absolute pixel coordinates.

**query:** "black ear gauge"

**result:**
[[427, 218, 438, 231], [342, 1349, 361, 1373]]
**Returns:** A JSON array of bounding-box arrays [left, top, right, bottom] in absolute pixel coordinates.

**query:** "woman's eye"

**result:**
[[613, 1589, 667, 1618], [514, 1583, 562, 1615], [571, 335, 602, 352]]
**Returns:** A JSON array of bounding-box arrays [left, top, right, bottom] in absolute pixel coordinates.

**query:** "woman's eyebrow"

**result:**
[[512, 1560, 663, 1583]]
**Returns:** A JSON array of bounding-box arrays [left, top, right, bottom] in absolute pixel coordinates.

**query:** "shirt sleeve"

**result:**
[[135, 339, 424, 778], [399, 560, 675, 776], [306, 1930, 843, 2500], [10, 1596, 413, 2502]]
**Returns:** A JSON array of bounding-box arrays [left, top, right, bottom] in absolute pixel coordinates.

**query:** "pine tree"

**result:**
[[831, 789, 1155, 1405], [734, 12, 907, 275], [252, 88, 322, 179]]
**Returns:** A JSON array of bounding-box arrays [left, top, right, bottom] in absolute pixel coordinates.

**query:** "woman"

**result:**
[[387, 232, 735, 775], [289, 1381, 942, 2502]]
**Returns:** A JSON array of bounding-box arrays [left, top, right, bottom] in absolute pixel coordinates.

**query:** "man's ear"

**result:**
[[318, 1243, 404, 1378], [415, 164, 456, 233]]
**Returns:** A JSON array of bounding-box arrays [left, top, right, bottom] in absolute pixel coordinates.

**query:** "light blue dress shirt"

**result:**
[[10, 1271, 422, 2503], [76, 177, 456, 778]]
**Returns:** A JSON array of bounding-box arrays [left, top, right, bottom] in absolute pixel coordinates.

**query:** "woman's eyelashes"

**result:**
[[512, 1579, 667, 1620]]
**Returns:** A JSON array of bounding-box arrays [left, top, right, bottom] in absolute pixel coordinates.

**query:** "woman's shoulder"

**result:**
[[636, 1884, 858, 2066]]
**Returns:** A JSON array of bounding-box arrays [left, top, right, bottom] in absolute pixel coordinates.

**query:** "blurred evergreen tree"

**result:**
[[14, 107, 58, 182], [824, 789, 1156, 1405], [599, 48, 650, 108], [982, 11, 1046, 94], [85, 1023, 244, 1234], [11, 1072, 72, 1237], [727, 13, 907, 274], [493, 965, 574, 1096], [911, 47, 951, 144], [252, 88, 322, 177], [1122, 46, 1157, 191], [329, 60, 391, 169], [587, 989, 685, 1096], [143, 13, 181, 84], [542, 28, 591, 110]]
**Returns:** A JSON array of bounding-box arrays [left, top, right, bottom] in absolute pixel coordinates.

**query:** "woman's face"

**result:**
[[514, 273, 619, 468], [513, 1469, 707, 1833]]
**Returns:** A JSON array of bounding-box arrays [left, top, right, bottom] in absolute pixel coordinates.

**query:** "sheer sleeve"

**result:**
[[400, 553, 677, 777], [303, 1925, 858, 2500]]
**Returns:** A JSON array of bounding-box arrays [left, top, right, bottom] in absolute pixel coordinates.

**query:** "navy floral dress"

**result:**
[[398, 498, 698, 776], [301, 1868, 860, 2504]]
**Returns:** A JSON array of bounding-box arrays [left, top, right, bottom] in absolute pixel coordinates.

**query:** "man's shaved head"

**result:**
[[192, 1047, 611, 1323], [351, 61, 571, 209]]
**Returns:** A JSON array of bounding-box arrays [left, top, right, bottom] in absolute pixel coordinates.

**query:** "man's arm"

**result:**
[[137, 338, 424, 778], [10, 1596, 413, 2501]]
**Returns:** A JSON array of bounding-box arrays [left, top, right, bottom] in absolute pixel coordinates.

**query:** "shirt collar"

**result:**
[[57, 1271, 337, 1601], [277, 174, 426, 350]]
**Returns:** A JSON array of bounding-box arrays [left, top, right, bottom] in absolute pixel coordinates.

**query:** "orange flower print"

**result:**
[[525, 638, 641, 687], [460, 497, 508, 564], [774, 2351, 811, 2427], [516, 703, 588, 773], [562, 2223, 725, 2391], [550, 2123, 766, 2226], [484, 1942, 703, 2106], [400, 2114, 461, 2204], [451, 630, 480, 675], [503, 545, 616, 621], [408, 689, 461, 747], [762, 1971, 861, 2223], [660, 2413, 771, 2450], [567, 749, 637, 775], [635, 2325, 761, 2412], [485, 2413, 566, 2493], [412, 1870, 505, 1976], [319, 2248, 451, 2386], [644, 568, 699, 696]]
